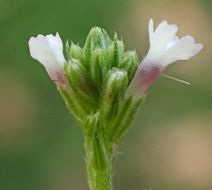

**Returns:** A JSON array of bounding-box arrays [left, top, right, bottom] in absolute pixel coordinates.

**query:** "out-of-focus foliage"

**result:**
[[0, 0, 211, 190]]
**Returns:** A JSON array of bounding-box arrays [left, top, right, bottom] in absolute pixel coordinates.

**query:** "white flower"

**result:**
[[28, 33, 66, 84], [143, 19, 203, 70], [132, 19, 203, 95]]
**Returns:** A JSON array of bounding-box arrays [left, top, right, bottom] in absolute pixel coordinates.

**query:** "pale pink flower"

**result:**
[[28, 33, 66, 84], [132, 19, 203, 94]]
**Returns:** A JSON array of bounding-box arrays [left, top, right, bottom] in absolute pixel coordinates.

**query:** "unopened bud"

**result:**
[[110, 36, 125, 68], [90, 49, 106, 87], [104, 69, 128, 97], [119, 51, 138, 81], [84, 27, 112, 62], [65, 59, 87, 88], [68, 42, 83, 61]]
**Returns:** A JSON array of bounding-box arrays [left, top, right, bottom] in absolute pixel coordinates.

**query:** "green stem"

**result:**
[[84, 130, 113, 190], [86, 152, 113, 190]]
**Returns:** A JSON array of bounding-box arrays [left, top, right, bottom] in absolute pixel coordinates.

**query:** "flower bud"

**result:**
[[65, 59, 87, 89], [110, 36, 125, 68], [104, 69, 128, 98], [119, 51, 138, 81], [83, 27, 112, 62], [101, 69, 128, 119], [67, 42, 83, 61], [65, 59, 98, 108], [90, 49, 106, 87]]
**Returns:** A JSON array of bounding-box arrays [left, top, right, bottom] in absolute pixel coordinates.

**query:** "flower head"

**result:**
[[132, 19, 203, 95], [28, 33, 66, 84]]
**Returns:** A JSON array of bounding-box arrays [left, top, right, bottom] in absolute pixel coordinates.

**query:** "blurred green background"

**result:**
[[0, 0, 212, 189]]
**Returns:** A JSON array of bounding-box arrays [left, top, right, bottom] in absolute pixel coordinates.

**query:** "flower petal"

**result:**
[[132, 19, 203, 96], [29, 35, 55, 68], [146, 19, 178, 63], [166, 35, 179, 51], [46, 33, 65, 65], [148, 19, 154, 44], [165, 35, 203, 65], [28, 33, 66, 82]]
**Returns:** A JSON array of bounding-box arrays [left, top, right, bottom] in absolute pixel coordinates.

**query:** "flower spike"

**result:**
[[28, 25, 203, 190]]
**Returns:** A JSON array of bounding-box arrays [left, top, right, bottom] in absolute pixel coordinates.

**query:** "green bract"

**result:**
[[58, 27, 145, 190]]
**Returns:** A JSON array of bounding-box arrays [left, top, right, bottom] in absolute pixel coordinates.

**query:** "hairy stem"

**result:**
[[85, 138, 113, 190]]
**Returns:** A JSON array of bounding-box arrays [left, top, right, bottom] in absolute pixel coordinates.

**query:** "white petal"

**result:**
[[29, 36, 56, 68], [134, 19, 203, 94], [46, 33, 65, 65], [166, 35, 179, 51], [146, 19, 178, 63], [148, 19, 154, 44], [152, 20, 178, 51], [28, 33, 65, 79], [165, 35, 203, 65]]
